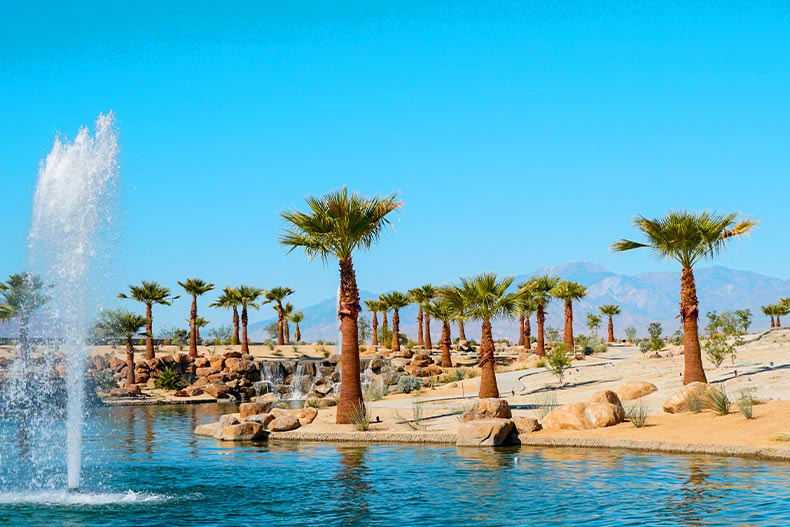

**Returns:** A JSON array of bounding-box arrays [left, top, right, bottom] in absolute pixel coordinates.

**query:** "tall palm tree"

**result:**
[[457, 273, 518, 398], [118, 281, 178, 360], [236, 285, 266, 352], [363, 299, 382, 347], [210, 287, 242, 345], [551, 280, 588, 351], [439, 284, 470, 342], [265, 287, 294, 345], [0, 272, 50, 364], [761, 304, 777, 328], [613, 210, 756, 384], [515, 288, 537, 351], [423, 299, 457, 367], [522, 276, 560, 357], [409, 284, 436, 350], [378, 293, 390, 338], [177, 278, 215, 358], [599, 304, 622, 343], [96, 309, 149, 386], [280, 187, 402, 424], [381, 291, 410, 352], [775, 304, 788, 328], [289, 310, 304, 343], [282, 302, 294, 343]]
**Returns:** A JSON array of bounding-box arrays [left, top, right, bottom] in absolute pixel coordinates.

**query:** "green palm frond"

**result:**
[[265, 286, 294, 304], [423, 299, 459, 322], [118, 280, 178, 306], [96, 309, 150, 339], [408, 284, 436, 305], [381, 291, 410, 310], [599, 304, 621, 316], [521, 275, 560, 305], [177, 278, 215, 297], [210, 286, 242, 309], [456, 272, 517, 321], [237, 284, 265, 309], [550, 280, 587, 301]]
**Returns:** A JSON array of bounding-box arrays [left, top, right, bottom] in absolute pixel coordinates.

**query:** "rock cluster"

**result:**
[[541, 390, 626, 430], [456, 399, 536, 447]]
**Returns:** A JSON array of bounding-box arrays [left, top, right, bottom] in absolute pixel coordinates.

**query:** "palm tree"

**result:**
[[522, 276, 560, 357], [282, 302, 294, 343], [0, 272, 50, 364], [409, 284, 436, 350], [423, 299, 457, 367], [515, 288, 537, 351], [457, 273, 518, 398], [761, 305, 776, 328], [265, 287, 294, 345], [378, 293, 390, 339], [613, 210, 756, 384], [289, 310, 304, 343], [118, 281, 178, 360], [381, 291, 410, 352], [193, 316, 209, 340], [363, 299, 382, 347], [236, 285, 266, 352], [775, 304, 788, 328], [280, 187, 402, 424], [599, 304, 622, 343], [439, 284, 470, 342], [177, 278, 215, 358], [97, 309, 149, 386], [551, 280, 587, 351], [210, 287, 242, 345]]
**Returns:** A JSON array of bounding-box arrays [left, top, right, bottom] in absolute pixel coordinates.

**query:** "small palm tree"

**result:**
[[177, 278, 215, 358], [236, 285, 266, 352], [515, 285, 537, 351], [363, 299, 382, 347], [613, 210, 756, 384], [551, 280, 588, 351], [280, 187, 402, 424], [599, 304, 622, 343], [210, 287, 242, 345], [265, 287, 295, 345], [118, 281, 178, 360], [409, 284, 436, 350], [423, 299, 457, 367], [378, 293, 390, 337], [439, 285, 470, 342], [289, 310, 304, 343], [457, 273, 519, 398], [761, 304, 777, 328], [0, 272, 50, 364], [96, 309, 149, 386], [522, 276, 560, 357], [282, 302, 294, 343], [381, 291, 410, 352], [775, 304, 788, 328]]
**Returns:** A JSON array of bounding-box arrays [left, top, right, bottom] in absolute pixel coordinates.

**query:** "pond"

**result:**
[[1, 404, 788, 526]]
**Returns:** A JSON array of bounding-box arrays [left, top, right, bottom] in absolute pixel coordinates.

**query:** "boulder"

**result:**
[[588, 390, 624, 409], [662, 382, 714, 414], [294, 406, 318, 425], [184, 386, 204, 397], [411, 354, 433, 368], [313, 382, 335, 397], [542, 402, 625, 430], [585, 402, 626, 428], [194, 357, 210, 368], [616, 381, 658, 401], [203, 381, 229, 398], [462, 399, 512, 422], [269, 408, 292, 419], [226, 358, 256, 374], [456, 419, 516, 447], [108, 385, 142, 398], [251, 392, 279, 404], [512, 417, 542, 434], [218, 414, 240, 427], [245, 413, 276, 427], [108, 356, 126, 372], [400, 349, 414, 359], [195, 367, 218, 378], [327, 354, 341, 365], [317, 397, 337, 408], [269, 415, 301, 432], [135, 372, 150, 384], [188, 377, 210, 389], [217, 422, 265, 441], [91, 355, 110, 370], [239, 401, 277, 419], [223, 350, 242, 359], [194, 422, 219, 437], [389, 358, 410, 370], [210, 356, 226, 371]]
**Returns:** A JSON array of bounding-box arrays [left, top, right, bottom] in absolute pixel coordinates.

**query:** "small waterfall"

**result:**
[[288, 363, 309, 401], [258, 362, 284, 397], [361, 363, 374, 392]]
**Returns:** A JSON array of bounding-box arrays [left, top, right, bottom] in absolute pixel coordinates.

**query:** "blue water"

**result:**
[[1, 403, 789, 526]]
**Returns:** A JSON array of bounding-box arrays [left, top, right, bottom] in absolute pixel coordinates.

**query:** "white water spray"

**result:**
[[28, 112, 119, 490]]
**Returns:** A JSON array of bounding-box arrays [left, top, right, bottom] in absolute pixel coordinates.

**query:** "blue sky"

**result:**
[[1, 2, 788, 329]]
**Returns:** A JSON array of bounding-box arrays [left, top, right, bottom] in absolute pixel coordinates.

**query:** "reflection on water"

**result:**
[[1, 404, 789, 527]]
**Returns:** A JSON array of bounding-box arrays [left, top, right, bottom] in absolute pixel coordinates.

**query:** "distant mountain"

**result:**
[[245, 262, 790, 343]]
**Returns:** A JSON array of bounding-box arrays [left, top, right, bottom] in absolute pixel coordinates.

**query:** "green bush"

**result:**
[[625, 401, 650, 428], [737, 386, 755, 419], [546, 343, 572, 384], [348, 402, 371, 431], [705, 387, 731, 416], [647, 322, 663, 350], [155, 367, 186, 390], [398, 375, 423, 394]]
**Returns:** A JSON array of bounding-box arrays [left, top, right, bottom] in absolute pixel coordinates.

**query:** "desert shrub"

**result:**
[[624, 326, 638, 343], [685, 390, 704, 413], [535, 358, 546, 368], [638, 340, 650, 355], [737, 386, 755, 419], [272, 350, 283, 357], [669, 328, 683, 346], [264, 339, 275, 350], [546, 343, 572, 384], [647, 322, 663, 350], [705, 387, 731, 415], [155, 367, 186, 390], [348, 402, 370, 431], [545, 327, 561, 344], [576, 334, 607, 354], [392, 398, 426, 430], [359, 345, 367, 353], [625, 401, 649, 428], [398, 375, 423, 394], [705, 335, 734, 368], [440, 368, 466, 384], [533, 390, 558, 419], [363, 377, 387, 402], [305, 398, 319, 408]]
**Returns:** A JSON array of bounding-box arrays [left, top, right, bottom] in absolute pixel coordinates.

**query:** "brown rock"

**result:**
[[210, 356, 226, 371], [194, 422, 219, 437], [108, 356, 126, 372], [662, 382, 713, 414], [203, 381, 229, 398], [135, 372, 150, 384], [91, 356, 109, 370], [218, 422, 265, 441], [294, 406, 318, 425], [195, 367, 219, 377], [188, 377, 210, 389], [226, 358, 256, 374], [585, 402, 626, 428], [251, 393, 279, 404], [512, 417, 542, 434], [223, 350, 242, 359], [588, 390, 623, 409], [542, 402, 625, 430], [269, 408, 292, 419], [245, 413, 276, 427], [317, 397, 337, 408], [194, 357, 210, 368], [239, 401, 277, 419], [462, 399, 512, 422], [269, 415, 301, 432], [456, 419, 515, 447], [184, 387, 204, 396], [616, 381, 658, 401]]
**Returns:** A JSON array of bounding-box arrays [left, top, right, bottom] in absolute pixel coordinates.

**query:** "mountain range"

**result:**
[[249, 261, 790, 343]]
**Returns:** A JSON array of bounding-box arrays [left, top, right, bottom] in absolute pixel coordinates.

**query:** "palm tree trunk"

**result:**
[[440, 320, 453, 367], [563, 299, 574, 351], [241, 305, 249, 353], [371, 312, 378, 347], [524, 315, 532, 350], [277, 303, 285, 345], [126, 336, 136, 385], [391, 309, 401, 352], [681, 267, 707, 384], [770, 316, 775, 328], [336, 256, 364, 424], [232, 306, 240, 345], [145, 303, 155, 360], [424, 313, 432, 350], [295, 323, 301, 343], [457, 319, 466, 341], [517, 313, 525, 347], [189, 295, 198, 358], [536, 303, 546, 356], [382, 312, 389, 338], [607, 315, 615, 343], [778, 316, 783, 328], [285, 320, 291, 344], [478, 319, 499, 398], [416, 306, 424, 346]]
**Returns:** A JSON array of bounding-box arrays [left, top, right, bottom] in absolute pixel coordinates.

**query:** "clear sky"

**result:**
[[1, 2, 788, 329]]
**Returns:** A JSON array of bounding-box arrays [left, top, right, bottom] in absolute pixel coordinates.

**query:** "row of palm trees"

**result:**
[[760, 299, 790, 328], [116, 281, 305, 359], [279, 188, 756, 423]]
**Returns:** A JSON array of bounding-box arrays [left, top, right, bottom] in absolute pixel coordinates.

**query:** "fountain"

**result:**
[[1, 112, 119, 492]]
